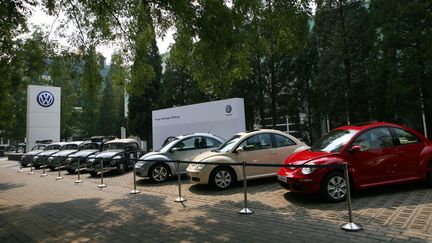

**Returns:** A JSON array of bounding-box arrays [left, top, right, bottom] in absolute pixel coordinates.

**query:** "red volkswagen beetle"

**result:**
[[278, 122, 432, 202]]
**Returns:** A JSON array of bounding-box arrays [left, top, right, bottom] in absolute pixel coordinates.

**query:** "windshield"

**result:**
[[80, 143, 99, 150], [32, 145, 46, 151], [62, 144, 79, 150], [215, 135, 242, 153], [103, 143, 125, 151], [157, 138, 180, 152], [311, 129, 357, 153], [45, 145, 61, 150]]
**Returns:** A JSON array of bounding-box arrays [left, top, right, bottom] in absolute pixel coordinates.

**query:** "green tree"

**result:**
[[48, 51, 81, 139], [80, 46, 103, 137], [97, 53, 126, 137]]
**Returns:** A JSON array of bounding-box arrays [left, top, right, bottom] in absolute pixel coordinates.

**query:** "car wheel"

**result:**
[[320, 171, 347, 203], [34, 165, 40, 169], [49, 166, 56, 171], [67, 169, 75, 174], [117, 161, 127, 174], [89, 171, 98, 177], [210, 167, 236, 190], [149, 163, 170, 182], [21, 163, 27, 168]]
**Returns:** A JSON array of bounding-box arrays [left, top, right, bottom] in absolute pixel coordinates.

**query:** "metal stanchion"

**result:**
[[75, 159, 83, 183], [130, 158, 140, 194], [174, 160, 186, 202], [28, 159, 34, 175], [40, 159, 48, 177], [97, 160, 107, 188], [341, 162, 362, 232], [238, 161, 253, 214], [18, 163, 23, 173], [56, 164, 63, 180]]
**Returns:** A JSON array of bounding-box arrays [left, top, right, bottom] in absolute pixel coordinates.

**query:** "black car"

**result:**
[[32, 143, 66, 169], [65, 141, 103, 173], [86, 139, 141, 176], [46, 141, 83, 171], [19, 144, 47, 167]]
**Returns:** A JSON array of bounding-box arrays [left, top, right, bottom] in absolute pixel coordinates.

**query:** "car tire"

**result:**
[[49, 166, 56, 171], [210, 166, 236, 190], [149, 163, 170, 182], [117, 161, 127, 174], [21, 163, 27, 168], [320, 171, 347, 203], [34, 165, 40, 169], [89, 171, 98, 177], [67, 169, 75, 174]]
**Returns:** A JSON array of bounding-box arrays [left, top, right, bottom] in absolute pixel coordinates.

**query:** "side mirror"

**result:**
[[350, 145, 362, 153], [235, 147, 244, 153]]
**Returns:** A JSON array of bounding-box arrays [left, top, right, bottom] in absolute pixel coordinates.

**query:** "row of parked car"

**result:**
[[19, 122, 432, 202]]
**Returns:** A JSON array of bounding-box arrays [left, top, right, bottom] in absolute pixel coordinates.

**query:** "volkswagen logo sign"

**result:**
[[37, 91, 55, 107], [225, 105, 232, 113]]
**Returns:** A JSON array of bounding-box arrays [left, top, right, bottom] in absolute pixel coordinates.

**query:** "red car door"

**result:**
[[347, 127, 398, 187], [390, 127, 424, 179]]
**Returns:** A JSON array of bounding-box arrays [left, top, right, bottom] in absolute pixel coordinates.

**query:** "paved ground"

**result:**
[[1, 158, 432, 242]]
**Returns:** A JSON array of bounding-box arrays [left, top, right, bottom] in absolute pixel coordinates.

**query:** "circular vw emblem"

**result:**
[[37, 91, 55, 107], [225, 105, 232, 113]]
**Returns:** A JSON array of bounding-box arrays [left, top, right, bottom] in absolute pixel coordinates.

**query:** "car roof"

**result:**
[[64, 141, 84, 146], [176, 133, 224, 141], [105, 138, 139, 144], [335, 122, 405, 131], [47, 142, 68, 146], [233, 129, 304, 144]]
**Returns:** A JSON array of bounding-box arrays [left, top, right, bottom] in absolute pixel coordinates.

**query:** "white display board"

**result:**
[[26, 85, 61, 152], [152, 98, 246, 150]]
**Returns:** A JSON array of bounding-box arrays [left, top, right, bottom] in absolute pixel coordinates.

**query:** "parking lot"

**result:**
[[1, 158, 432, 242]]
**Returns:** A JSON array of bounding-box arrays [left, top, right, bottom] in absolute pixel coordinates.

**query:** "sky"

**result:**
[[28, 5, 174, 64]]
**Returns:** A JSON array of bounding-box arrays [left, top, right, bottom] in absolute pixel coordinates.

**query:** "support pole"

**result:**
[[75, 159, 83, 183], [40, 159, 48, 177], [130, 158, 140, 194], [174, 160, 186, 202], [28, 159, 34, 174], [341, 162, 362, 232], [97, 160, 106, 188], [56, 163, 63, 180], [238, 161, 253, 214]]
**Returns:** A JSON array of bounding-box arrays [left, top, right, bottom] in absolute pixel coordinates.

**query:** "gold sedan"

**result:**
[[186, 129, 308, 189]]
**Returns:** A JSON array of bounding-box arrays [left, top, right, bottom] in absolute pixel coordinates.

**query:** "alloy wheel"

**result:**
[[327, 175, 347, 200], [214, 170, 232, 189], [152, 166, 168, 182]]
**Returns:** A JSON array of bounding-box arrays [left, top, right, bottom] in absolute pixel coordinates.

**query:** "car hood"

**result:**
[[37, 150, 60, 156], [70, 150, 99, 158], [52, 150, 78, 157], [25, 150, 44, 156], [284, 150, 335, 165], [95, 150, 123, 159], [192, 151, 223, 162], [140, 151, 163, 159]]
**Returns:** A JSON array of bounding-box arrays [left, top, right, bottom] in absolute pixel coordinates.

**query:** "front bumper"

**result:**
[[186, 166, 214, 185], [277, 172, 319, 193]]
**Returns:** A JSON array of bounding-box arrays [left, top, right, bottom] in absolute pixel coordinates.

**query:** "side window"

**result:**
[[238, 134, 273, 151], [202, 137, 222, 148], [352, 127, 393, 150], [393, 128, 421, 145], [173, 137, 199, 150], [273, 134, 296, 148]]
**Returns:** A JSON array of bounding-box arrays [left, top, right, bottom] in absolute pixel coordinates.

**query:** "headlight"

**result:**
[[301, 162, 316, 175], [193, 163, 206, 170], [48, 156, 53, 161], [66, 158, 71, 162], [113, 156, 122, 160], [135, 161, 144, 167], [33, 156, 38, 160]]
